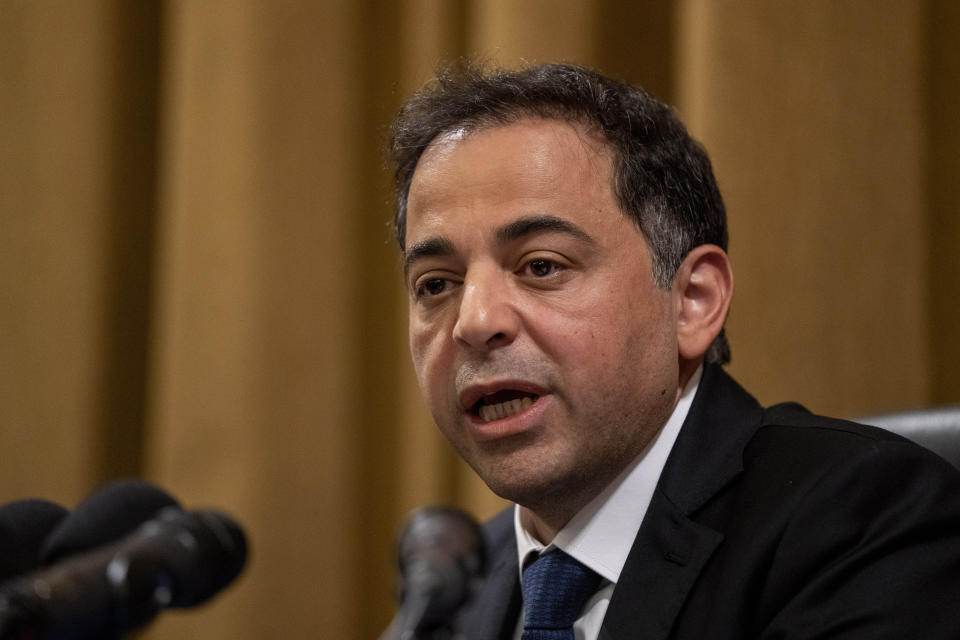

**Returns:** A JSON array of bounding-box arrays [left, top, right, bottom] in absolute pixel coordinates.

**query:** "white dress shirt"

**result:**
[[512, 366, 702, 640]]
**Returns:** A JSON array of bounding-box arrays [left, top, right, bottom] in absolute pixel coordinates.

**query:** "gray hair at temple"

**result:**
[[388, 61, 731, 365]]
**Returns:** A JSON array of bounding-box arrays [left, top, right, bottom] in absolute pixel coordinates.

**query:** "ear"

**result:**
[[673, 244, 734, 361]]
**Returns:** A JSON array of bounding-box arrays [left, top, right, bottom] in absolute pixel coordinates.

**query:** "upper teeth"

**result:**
[[479, 397, 533, 423]]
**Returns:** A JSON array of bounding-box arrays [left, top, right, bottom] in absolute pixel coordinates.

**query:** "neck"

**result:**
[[677, 357, 701, 394], [518, 505, 566, 544]]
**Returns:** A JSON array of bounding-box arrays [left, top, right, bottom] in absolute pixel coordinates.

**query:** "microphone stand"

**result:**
[[378, 616, 466, 640], [381, 506, 485, 640], [378, 551, 471, 640]]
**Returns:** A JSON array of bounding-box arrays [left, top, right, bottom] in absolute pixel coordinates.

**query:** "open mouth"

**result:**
[[471, 390, 539, 423]]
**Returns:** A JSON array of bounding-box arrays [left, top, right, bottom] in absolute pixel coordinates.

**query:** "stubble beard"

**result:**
[[479, 384, 673, 535], [459, 416, 645, 532]]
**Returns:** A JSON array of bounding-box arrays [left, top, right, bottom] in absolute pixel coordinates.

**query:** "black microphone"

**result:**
[[0, 500, 69, 584], [385, 506, 486, 640], [40, 480, 180, 567], [0, 506, 247, 640]]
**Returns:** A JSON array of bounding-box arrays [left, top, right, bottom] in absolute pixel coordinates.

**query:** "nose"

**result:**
[[452, 270, 519, 350]]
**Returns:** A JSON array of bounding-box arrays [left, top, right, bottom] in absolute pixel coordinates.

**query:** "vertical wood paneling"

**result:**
[[470, 0, 597, 66], [0, 0, 150, 505], [676, 0, 931, 417], [145, 2, 361, 637]]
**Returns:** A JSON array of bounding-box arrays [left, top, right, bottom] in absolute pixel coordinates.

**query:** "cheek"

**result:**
[[548, 282, 648, 343], [547, 283, 673, 372], [409, 323, 451, 399], [409, 323, 433, 383]]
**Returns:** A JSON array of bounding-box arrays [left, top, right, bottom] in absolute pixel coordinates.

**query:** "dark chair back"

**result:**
[[860, 407, 960, 470]]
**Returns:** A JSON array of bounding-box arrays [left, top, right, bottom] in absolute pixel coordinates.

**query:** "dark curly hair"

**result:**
[[389, 61, 730, 364]]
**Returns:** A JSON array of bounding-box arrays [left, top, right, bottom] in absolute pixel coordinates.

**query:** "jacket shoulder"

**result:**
[[762, 401, 913, 442], [752, 400, 954, 472]]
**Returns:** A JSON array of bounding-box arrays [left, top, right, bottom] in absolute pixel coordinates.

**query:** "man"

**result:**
[[388, 63, 960, 639]]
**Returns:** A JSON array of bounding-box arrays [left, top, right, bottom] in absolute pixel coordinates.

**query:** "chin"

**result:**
[[463, 451, 539, 498], [475, 458, 581, 510], [481, 474, 546, 504], [454, 433, 595, 507]]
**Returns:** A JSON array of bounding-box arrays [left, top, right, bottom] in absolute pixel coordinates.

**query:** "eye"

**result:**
[[414, 277, 450, 299], [524, 258, 563, 278]]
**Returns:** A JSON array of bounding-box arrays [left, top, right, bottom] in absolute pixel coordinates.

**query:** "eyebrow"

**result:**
[[404, 214, 596, 275], [494, 215, 596, 247], [404, 236, 456, 275]]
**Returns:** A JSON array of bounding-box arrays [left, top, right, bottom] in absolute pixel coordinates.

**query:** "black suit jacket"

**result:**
[[454, 364, 960, 639]]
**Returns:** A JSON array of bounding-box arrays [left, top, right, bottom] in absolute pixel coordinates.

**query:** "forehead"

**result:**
[[406, 118, 618, 238]]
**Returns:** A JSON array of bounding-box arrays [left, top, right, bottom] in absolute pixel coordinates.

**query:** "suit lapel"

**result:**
[[600, 364, 763, 640], [458, 509, 521, 640], [599, 497, 723, 640], [460, 547, 520, 640]]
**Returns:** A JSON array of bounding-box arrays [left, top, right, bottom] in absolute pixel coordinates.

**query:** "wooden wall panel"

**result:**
[[677, 1, 931, 417], [0, 0, 160, 504], [145, 2, 362, 637]]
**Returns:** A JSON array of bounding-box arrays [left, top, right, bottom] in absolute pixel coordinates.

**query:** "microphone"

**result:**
[[385, 506, 486, 640], [0, 506, 247, 640], [40, 480, 180, 567], [0, 500, 69, 583]]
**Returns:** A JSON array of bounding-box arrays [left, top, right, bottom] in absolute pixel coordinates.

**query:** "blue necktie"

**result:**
[[521, 549, 603, 640]]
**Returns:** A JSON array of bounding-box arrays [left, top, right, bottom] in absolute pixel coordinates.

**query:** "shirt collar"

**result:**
[[514, 365, 702, 583]]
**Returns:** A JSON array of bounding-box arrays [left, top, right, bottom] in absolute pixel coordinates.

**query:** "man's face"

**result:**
[[404, 118, 683, 516]]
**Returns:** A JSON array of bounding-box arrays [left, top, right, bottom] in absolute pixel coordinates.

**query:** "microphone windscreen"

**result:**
[[40, 480, 181, 566], [0, 499, 68, 582], [153, 509, 249, 608], [395, 506, 486, 632]]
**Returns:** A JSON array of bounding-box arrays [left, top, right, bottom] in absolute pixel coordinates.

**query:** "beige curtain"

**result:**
[[2, 1, 957, 637]]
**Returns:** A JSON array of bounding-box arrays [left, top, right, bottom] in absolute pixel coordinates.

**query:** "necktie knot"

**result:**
[[521, 549, 602, 639]]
